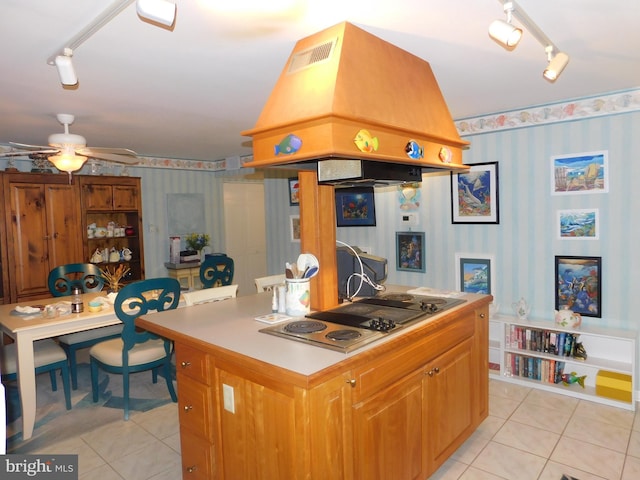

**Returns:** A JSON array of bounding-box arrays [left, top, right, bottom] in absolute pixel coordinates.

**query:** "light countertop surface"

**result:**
[[138, 286, 488, 377]]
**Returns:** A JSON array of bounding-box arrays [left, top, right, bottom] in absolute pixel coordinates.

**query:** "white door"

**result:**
[[223, 182, 266, 296]]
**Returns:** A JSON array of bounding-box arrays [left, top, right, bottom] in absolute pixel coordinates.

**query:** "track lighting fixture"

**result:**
[[490, 0, 570, 81], [543, 46, 569, 82], [136, 0, 176, 27], [47, 0, 176, 86], [489, 2, 522, 48], [54, 48, 78, 86]]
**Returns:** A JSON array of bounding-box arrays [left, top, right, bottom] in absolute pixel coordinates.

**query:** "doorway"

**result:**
[[223, 182, 266, 296]]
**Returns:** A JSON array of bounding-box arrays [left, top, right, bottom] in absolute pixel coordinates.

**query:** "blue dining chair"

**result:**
[[89, 277, 181, 420], [1, 339, 72, 411], [48, 263, 105, 297], [49, 263, 122, 390], [199, 254, 234, 288]]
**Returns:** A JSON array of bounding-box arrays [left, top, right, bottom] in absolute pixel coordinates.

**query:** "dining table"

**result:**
[[1, 291, 126, 440]]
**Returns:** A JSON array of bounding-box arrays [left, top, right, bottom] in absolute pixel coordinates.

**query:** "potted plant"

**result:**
[[185, 233, 210, 259]]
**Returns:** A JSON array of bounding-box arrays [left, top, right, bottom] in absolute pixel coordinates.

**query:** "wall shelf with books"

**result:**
[[489, 315, 637, 411]]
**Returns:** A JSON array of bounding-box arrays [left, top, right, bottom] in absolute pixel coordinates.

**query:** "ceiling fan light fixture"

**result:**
[[48, 151, 87, 173], [136, 0, 176, 27], [54, 49, 78, 86], [543, 49, 569, 82]]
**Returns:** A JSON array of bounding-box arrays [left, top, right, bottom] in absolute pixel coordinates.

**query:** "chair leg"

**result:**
[[123, 370, 130, 421], [152, 367, 158, 384], [59, 365, 72, 410], [90, 359, 100, 403], [163, 360, 178, 402], [68, 348, 79, 390], [49, 370, 58, 391]]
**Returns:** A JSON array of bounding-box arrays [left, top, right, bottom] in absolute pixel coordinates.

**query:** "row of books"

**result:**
[[505, 353, 566, 383], [506, 325, 580, 357]]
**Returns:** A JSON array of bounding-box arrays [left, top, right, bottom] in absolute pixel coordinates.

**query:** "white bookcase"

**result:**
[[489, 314, 637, 411]]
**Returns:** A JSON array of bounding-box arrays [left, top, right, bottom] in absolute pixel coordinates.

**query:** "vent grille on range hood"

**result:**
[[242, 22, 469, 176], [288, 39, 337, 73]]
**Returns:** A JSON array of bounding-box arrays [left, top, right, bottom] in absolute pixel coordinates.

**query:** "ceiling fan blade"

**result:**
[[81, 150, 140, 164], [10, 142, 57, 151], [0, 148, 59, 157], [78, 147, 137, 156]]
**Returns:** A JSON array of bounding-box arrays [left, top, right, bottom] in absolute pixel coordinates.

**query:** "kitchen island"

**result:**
[[137, 288, 491, 480]]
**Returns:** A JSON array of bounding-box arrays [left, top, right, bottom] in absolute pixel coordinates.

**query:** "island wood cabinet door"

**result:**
[[350, 338, 474, 480], [424, 337, 474, 473], [5, 179, 82, 302], [352, 369, 425, 480], [216, 367, 354, 480]]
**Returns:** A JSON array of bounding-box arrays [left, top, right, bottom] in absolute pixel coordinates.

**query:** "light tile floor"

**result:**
[[8, 378, 640, 479]]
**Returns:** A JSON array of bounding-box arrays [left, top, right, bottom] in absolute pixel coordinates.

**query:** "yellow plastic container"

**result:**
[[595, 370, 632, 403]]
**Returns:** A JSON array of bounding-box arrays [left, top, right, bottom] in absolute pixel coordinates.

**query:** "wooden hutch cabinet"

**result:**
[[0, 172, 144, 304], [79, 176, 145, 284]]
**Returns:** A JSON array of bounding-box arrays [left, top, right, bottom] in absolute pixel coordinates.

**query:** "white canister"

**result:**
[[285, 278, 311, 317]]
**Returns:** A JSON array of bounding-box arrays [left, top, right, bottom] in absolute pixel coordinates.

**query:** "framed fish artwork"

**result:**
[[288, 177, 300, 205], [555, 255, 602, 318], [335, 187, 376, 227], [450, 161, 499, 224], [396, 232, 425, 272]]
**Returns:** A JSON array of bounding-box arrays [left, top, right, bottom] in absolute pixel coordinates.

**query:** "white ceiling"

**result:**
[[1, 0, 638, 163]]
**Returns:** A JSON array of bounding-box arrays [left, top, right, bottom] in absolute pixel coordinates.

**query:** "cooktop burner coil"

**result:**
[[326, 329, 362, 342], [284, 320, 327, 334]]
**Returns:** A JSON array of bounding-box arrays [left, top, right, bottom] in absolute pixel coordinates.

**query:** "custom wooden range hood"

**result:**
[[242, 21, 469, 175], [243, 22, 470, 311]]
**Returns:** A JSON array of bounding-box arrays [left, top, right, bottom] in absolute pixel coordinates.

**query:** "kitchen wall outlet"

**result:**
[[401, 213, 419, 226], [223, 383, 235, 413]]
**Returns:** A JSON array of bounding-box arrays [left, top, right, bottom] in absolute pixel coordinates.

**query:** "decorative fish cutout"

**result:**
[[353, 129, 379, 153], [561, 372, 586, 388], [438, 147, 452, 163], [405, 140, 424, 159], [275, 134, 302, 155]]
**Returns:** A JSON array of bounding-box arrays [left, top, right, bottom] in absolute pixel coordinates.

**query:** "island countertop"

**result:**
[[137, 286, 491, 479], [137, 286, 491, 379]]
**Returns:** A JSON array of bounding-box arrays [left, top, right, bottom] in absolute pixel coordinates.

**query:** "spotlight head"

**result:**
[[543, 51, 569, 82], [488, 19, 523, 48], [54, 53, 78, 86], [136, 0, 176, 27]]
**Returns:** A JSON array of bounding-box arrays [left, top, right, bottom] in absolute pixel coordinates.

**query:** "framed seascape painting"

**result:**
[[335, 187, 376, 227], [396, 232, 425, 272], [555, 255, 602, 317], [557, 209, 599, 240], [451, 162, 499, 224], [288, 177, 300, 205], [551, 150, 608, 195], [455, 253, 494, 295]]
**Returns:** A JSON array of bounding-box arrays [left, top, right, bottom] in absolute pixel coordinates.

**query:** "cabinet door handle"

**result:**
[[180, 361, 191, 368], [479, 313, 486, 319], [43, 234, 50, 240], [186, 465, 198, 473], [52, 232, 59, 239], [183, 404, 193, 412], [433, 367, 440, 374], [426, 367, 440, 377], [346, 379, 356, 387]]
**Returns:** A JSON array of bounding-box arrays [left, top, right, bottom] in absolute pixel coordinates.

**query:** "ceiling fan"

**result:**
[[1, 113, 139, 177]]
